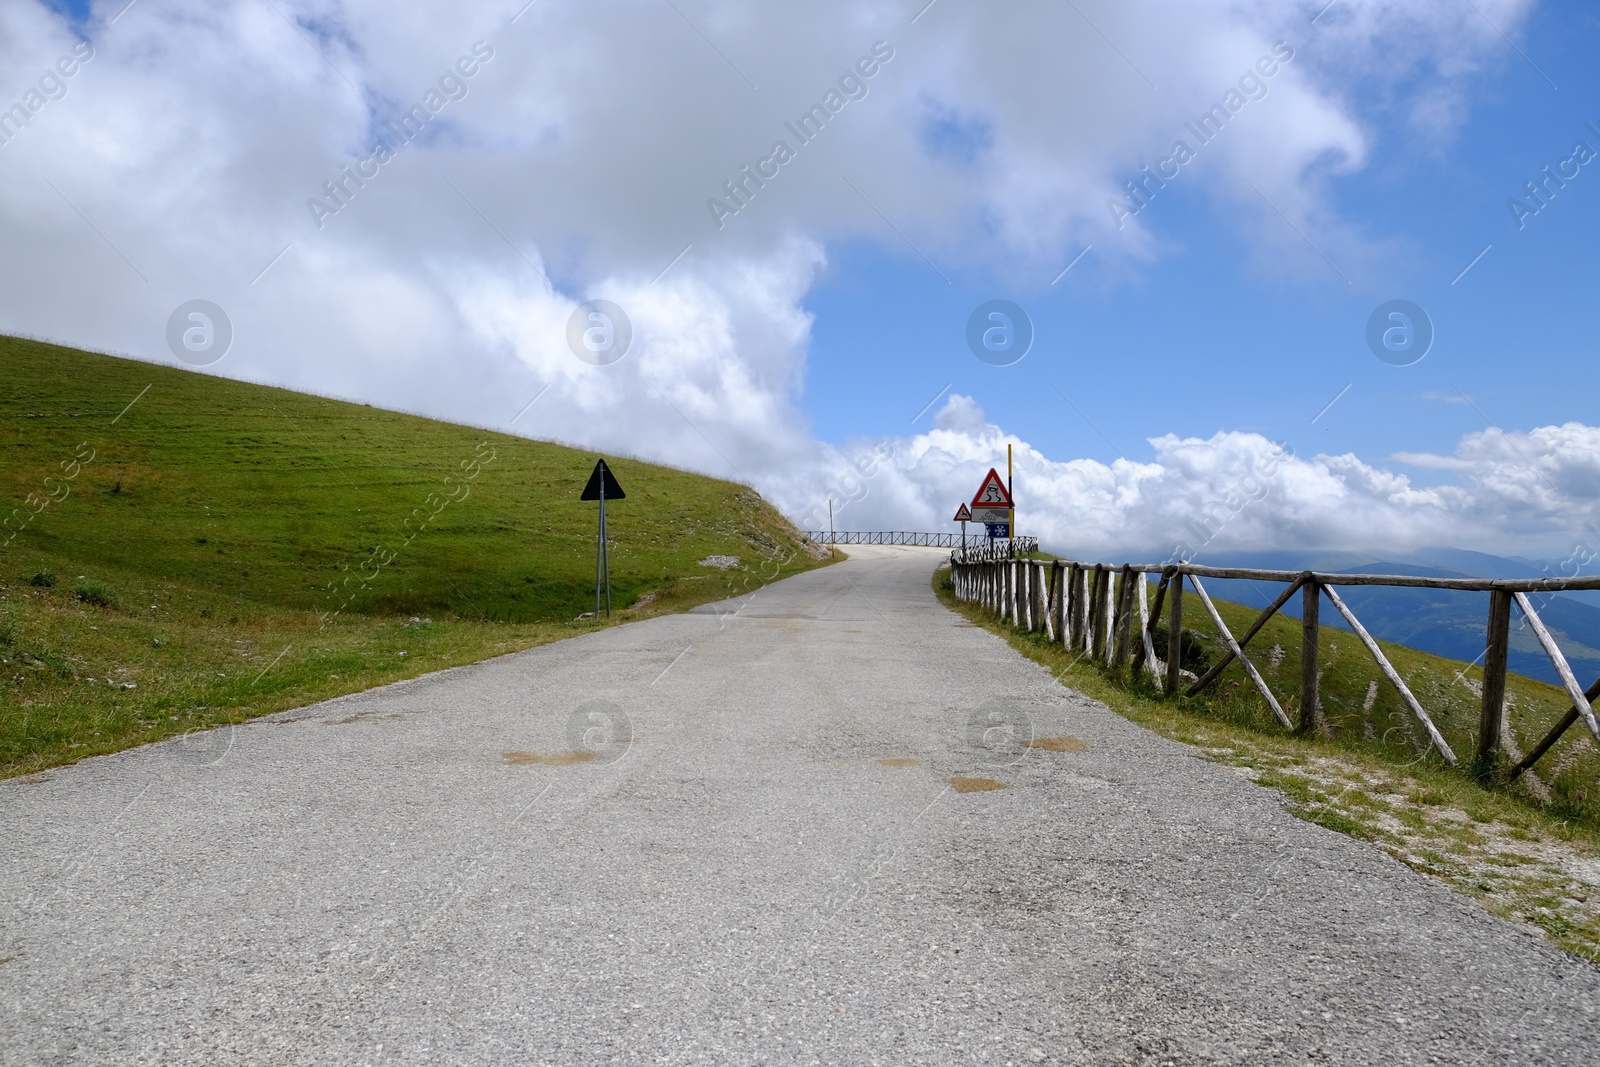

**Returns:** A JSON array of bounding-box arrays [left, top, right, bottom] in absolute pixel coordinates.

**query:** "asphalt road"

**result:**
[[4, 545, 1599, 1065]]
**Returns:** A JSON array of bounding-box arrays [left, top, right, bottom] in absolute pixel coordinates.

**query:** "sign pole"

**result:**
[[1007, 443, 1015, 557], [582, 458, 625, 619], [595, 478, 606, 617], [953, 502, 974, 554]]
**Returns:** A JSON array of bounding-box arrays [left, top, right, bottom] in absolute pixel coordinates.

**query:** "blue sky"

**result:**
[[803, 0, 1600, 478]]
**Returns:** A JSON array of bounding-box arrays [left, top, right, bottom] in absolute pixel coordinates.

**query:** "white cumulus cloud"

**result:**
[[787, 395, 1599, 562]]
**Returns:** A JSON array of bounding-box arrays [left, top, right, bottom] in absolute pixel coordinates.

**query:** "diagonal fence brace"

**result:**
[[1188, 575, 1293, 729], [1323, 584, 1457, 766]]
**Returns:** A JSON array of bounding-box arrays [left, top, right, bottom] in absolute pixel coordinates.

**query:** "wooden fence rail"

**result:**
[[948, 553, 1600, 778]]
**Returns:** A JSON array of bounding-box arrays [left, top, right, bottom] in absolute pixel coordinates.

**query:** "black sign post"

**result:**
[[953, 502, 972, 555], [581, 459, 626, 617]]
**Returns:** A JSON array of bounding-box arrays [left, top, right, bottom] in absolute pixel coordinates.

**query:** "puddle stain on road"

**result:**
[[877, 758, 921, 767], [949, 776, 1008, 793], [502, 751, 598, 766], [1027, 736, 1088, 752]]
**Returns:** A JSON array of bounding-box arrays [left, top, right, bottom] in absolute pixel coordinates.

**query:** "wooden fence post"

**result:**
[[1051, 561, 1065, 642], [1103, 567, 1118, 667], [1166, 568, 1184, 695], [1131, 571, 1148, 671], [1299, 575, 1321, 734], [1089, 565, 1108, 658], [1009, 560, 1019, 626], [1107, 566, 1120, 668], [1091, 570, 1102, 658], [1013, 561, 1023, 628], [1478, 588, 1512, 777], [1081, 567, 1094, 652], [1135, 572, 1161, 687], [1111, 564, 1134, 669], [1011, 560, 1016, 621], [1040, 562, 1050, 634], [1083, 564, 1097, 652], [1017, 561, 1026, 629], [1036, 563, 1049, 630], [1022, 563, 1030, 630], [1034, 562, 1046, 633], [1066, 564, 1081, 649], [1147, 573, 1168, 664], [1023, 562, 1034, 631], [1015, 560, 1023, 626]]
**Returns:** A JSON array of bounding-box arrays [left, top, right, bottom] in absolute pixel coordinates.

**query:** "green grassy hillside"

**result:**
[[0, 336, 829, 776]]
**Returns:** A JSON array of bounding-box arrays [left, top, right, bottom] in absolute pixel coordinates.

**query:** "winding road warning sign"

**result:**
[[969, 469, 1012, 523], [970, 469, 1011, 508]]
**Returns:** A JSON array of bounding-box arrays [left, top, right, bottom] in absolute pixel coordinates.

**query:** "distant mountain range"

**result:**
[[1192, 547, 1600, 691]]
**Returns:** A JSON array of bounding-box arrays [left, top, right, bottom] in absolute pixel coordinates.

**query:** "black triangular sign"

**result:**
[[580, 459, 625, 501]]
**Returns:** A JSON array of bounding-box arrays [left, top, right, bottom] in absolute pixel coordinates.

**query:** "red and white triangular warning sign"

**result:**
[[953, 502, 972, 522], [969, 469, 1012, 508]]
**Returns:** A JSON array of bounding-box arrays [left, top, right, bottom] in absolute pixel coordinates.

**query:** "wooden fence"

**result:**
[[949, 554, 1600, 778]]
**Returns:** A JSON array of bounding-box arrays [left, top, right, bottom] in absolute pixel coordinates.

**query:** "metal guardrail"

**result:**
[[803, 531, 1038, 552]]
